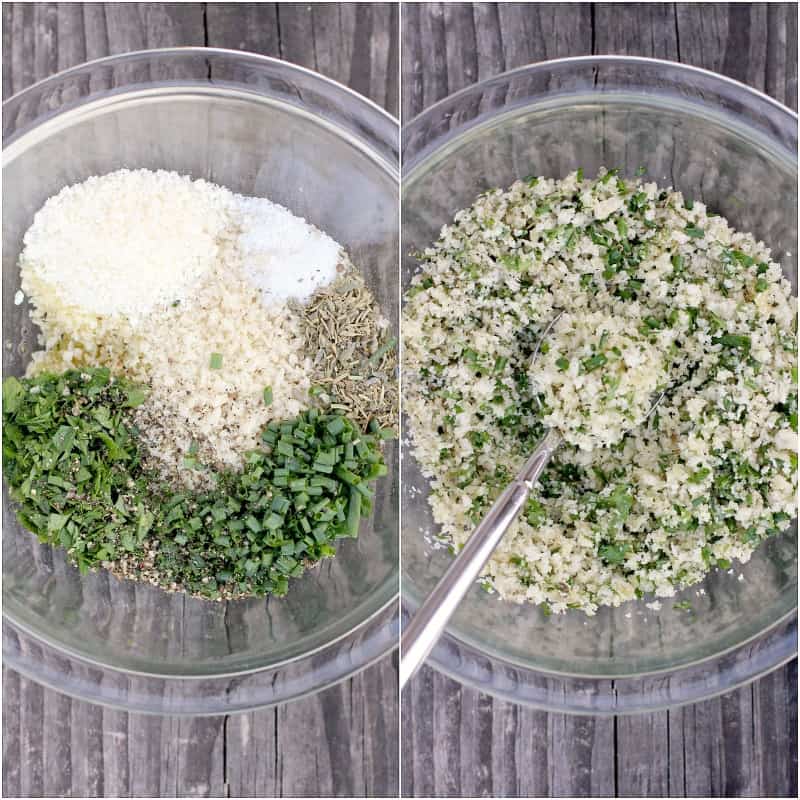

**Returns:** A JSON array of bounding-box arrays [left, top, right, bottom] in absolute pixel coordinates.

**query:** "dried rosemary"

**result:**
[[297, 260, 398, 433]]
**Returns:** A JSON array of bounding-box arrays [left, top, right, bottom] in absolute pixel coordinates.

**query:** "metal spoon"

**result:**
[[400, 312, 666, 688]]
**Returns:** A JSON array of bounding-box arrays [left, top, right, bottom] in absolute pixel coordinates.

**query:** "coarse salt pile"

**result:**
[[19, 169, 343, 482], [234, 195, 341, 305]]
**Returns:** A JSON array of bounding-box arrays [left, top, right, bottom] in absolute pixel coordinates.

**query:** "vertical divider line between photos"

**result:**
[[396, 2, 405, 797]]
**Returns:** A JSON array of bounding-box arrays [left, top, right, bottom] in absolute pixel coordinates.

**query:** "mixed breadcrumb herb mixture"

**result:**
[[4, 169, 397, 601], [531, 309, 670, 450], [403, 169, 797, 615]]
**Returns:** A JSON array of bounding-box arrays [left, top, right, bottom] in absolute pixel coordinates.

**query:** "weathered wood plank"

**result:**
[[223, 709, 280, 798], [212, 2, 399, 116], [2, 3, 399, 798], [18, 675, 45, 797], [401, 3, 797, 798], [548, 712, 616, 797], [615, 713, 670, 797], [103, 2, 205, 52], [2, 668, 22, 798], [401, 667, 619, 798], [205, 2, 280, 58], [495, 2, 592, 66], [753, 658, 799, 797], [66, 685, 105, 796], [675, 1, 797, 111], [399, 0, 423, 122], [223, 655, 399, 798], [593, 2, 679, 60]]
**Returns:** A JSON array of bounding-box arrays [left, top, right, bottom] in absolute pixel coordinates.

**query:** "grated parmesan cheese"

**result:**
[[20, 169, 233, 321]]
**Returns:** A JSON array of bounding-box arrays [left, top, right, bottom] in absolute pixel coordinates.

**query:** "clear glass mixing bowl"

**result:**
[[2, 48, 399, 714], [402, 57, 797, 713]]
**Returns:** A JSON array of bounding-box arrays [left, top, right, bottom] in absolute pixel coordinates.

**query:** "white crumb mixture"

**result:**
[[131, 261, 311, 478], [404, 169, 797, 614], [20, 169, 343, 481], [532, 310, 670, 450]]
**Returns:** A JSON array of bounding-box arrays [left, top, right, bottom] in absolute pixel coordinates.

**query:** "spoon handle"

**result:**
[[400, 427, 562, 689]]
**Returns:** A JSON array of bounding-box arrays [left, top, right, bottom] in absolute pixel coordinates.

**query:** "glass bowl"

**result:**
[[2, 48, 399, 714], [401, 56, 797, 713]]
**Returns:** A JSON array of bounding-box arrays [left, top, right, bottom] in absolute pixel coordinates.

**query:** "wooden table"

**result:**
[[401, 3, 797, 798], [2, 4, 398, 797]]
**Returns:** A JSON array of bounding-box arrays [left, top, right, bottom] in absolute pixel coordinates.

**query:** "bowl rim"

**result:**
[[421, 611, 797, 715], [400, 54, 798, 691], [2, 47, 400, 690], [2, 45, 399, 126], [402, 54, 798, 140]]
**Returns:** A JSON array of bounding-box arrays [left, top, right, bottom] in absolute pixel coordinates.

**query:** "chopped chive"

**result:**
[[327, 416, 346, 435], [581, 353, 608, 373], [344, 488, 362, 538], [684, 224, 704, 238], [713, 334, 751, 350], [688, 468, 711, 483], [209, 352, 223, 369], [493, 356, 508, 374], [263, 386, 273, 406]]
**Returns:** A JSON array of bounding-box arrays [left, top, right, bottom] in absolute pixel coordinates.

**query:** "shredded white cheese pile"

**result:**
[[20, 169, 232, 321]]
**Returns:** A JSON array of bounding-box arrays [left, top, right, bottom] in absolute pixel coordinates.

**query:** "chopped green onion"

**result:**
[[327, 416, 346, 436], [581, 353, 608, 373]]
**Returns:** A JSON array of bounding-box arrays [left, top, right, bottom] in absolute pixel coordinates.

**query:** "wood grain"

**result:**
[[1, 3, 398, 798], [401, 3, 798, 798]]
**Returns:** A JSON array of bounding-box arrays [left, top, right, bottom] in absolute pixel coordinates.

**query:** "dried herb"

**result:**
[[298, 260, 398, 433]]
